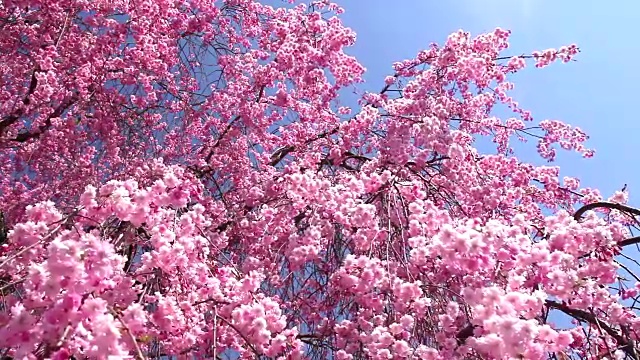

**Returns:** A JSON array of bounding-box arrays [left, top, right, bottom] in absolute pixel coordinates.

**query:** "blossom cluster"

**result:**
[[0, 0, 635, 359]]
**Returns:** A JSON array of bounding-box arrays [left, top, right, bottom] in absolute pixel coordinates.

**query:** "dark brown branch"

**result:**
[[456, 324, 477, 345], [0, 69, 40, 135], [0, 212, 7, 246], [269, 145, 295, 166], [12, 119, 52, 142], [10, 96, 78, 142], [456, 300, 639, 359], [546, 300, 638, 360], [572, 202, 640, 252], [202, 86, 265, 165], [574, 202, 640, 222], [620, 236, 640, 248]]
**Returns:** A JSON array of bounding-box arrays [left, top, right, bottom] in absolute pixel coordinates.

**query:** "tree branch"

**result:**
[[545, 299, 638, 360], [574, 201, 640, 222], [0, 69, 39, 135]]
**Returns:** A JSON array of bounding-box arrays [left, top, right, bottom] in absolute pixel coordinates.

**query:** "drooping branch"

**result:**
[[545, 300, 639, 360]]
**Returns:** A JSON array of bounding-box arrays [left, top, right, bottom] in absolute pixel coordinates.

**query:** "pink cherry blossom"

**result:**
[[0, 0, 637, 359]]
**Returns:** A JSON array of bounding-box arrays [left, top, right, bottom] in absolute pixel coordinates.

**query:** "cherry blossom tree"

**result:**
[[1, 0, 639, 359]]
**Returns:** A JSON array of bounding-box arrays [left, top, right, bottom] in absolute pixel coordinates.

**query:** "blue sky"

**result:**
[[332, 0, 640, 203]]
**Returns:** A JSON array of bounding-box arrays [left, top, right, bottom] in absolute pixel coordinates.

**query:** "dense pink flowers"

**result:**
[[0, 0, 636, 359]]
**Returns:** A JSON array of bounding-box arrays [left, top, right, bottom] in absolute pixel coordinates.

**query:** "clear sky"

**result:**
[[332, 0, 640, 204]]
